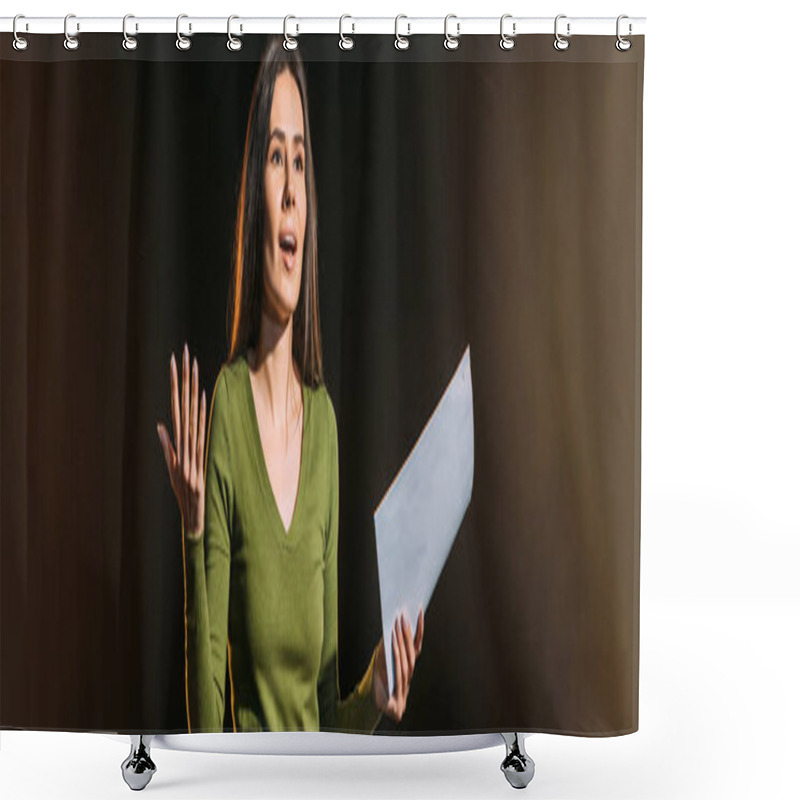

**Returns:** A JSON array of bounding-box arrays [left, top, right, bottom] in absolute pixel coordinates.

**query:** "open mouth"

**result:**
[[279, 232, 297, 269], [279, 233, 297, 255]]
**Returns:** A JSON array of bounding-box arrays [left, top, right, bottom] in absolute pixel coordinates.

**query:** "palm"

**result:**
[[156, 343, 207, 539], [373, 609, 424, 723]]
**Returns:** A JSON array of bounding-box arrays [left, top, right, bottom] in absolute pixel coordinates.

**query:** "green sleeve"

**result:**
[[317, 397, 383, 734], [182, 368, 231, 733]]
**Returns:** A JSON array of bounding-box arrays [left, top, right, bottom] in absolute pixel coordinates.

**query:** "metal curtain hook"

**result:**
[[12, 14, 28, 51], [283, 15, 298, 50], [616, 14, 632, 51], [176, 14, 191, 50], [444, 13, 460, 50], [554, 14, 570, 51], [64, 13, 79, 50], [122, 14, 138, 51], [227, 15, 242, 51], [395, 14, 410, 50], [339, 14, 354, 50], [500, 14, 516, 50]]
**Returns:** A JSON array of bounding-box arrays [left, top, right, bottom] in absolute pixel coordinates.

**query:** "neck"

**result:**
[[247, 309, 301, 430]]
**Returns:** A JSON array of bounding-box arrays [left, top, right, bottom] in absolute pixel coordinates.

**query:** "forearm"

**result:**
[[183, 529, 224, 732]]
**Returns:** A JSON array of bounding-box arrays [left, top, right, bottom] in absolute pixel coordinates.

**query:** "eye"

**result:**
[[294, 153, 304, 172], [271, 148, 283, 166]]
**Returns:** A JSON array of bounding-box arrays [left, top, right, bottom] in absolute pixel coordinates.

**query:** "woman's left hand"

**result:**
[[373, 608, 424, 723]]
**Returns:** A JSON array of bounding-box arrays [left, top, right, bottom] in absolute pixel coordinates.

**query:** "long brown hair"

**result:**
[[226, 36, 324, 389]]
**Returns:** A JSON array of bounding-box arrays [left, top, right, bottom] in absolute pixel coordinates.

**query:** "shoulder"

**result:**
[[208, 355, 246, 422], [309, 380, 336, 427], [308, 381, 338, 452]]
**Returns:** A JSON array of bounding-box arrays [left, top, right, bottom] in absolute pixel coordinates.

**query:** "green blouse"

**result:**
[[181, 354, 383, 734]]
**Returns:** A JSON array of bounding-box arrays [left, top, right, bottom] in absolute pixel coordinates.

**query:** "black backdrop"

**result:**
[[1, 33, 643, 735]]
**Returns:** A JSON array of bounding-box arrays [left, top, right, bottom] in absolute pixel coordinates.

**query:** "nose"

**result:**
[[283, 164, 296, 210]]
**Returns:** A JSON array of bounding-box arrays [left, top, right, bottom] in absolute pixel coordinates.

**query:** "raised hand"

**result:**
[[156, 343, 207, 541], [373, 608, 424, 723]]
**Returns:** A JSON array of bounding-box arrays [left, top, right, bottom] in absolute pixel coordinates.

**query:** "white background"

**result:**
[[2, 1, 799, 798]]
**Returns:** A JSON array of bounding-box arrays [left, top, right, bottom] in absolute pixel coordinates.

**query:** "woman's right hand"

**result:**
[[156, 343, 207, 541]]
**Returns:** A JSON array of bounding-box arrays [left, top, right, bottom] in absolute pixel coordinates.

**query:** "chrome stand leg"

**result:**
[[500, 733, 535, 789], [121, 735, 157, 791]]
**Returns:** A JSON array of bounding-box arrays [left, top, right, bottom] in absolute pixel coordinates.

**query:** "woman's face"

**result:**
[[262, 69, 307, 326]]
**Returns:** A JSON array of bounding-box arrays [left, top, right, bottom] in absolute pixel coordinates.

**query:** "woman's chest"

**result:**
[[228, 466, 331, 669]]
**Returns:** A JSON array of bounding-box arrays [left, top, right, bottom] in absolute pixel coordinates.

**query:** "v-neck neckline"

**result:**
[[242, 357, 309, 551]]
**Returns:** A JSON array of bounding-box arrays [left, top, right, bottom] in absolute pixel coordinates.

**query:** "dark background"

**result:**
[[1, 34, 643, 735]]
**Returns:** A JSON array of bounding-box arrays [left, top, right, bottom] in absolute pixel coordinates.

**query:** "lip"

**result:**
[[281, 245, 296, 272], [278, 223, 298, 271]]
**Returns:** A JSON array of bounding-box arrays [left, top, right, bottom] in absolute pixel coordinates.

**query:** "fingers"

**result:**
[[189, 357, 199, 490], [170, 353, 181, 463], [401, 613, 416, 676], [197, 389, 207, 477], [164, 344, 206, 538], [383, 613, 421, 723], [182, 344, 190, 478], [156, 422, 178, 488], [392, 623, 404, 710], [394, 616, 409, 711], [169, 353, 185, 513]]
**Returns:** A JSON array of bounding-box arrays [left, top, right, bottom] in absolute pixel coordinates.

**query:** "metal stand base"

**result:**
[[121, 735, 157, 791], [118, 732, 533, 790], [500, 733, 535, 789]]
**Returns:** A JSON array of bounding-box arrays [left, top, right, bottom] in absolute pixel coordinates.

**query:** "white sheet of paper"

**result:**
[[373, 345, 474, 699]]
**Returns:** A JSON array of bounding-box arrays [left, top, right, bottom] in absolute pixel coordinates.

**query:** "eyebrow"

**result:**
[[269, 128, 305, 147]]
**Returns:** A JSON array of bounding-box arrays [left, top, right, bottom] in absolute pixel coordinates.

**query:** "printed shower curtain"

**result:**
[[1, 29, 643, 737]]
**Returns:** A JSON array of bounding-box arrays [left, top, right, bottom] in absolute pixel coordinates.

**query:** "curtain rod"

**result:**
[[1, 15, 647, 37]]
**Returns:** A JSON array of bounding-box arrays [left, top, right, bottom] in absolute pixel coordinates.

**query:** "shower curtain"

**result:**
[[0, 29, 644, 737]]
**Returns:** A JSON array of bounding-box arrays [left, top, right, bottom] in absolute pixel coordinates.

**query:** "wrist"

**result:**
[[183, 521, 203, 543]]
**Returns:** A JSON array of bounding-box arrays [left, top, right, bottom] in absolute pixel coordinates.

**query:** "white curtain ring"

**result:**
[[122, 14, 138, 51], [339, 14, 355, 50], [553, 14, 570, 51], [616, 14, 632, 51], [500, 14, 516, 50], [12, 14, 29, 51], [444, 13, 460, 51], [283, 15, 298, 51], [394, 15, 410, 50], [64, 13, 80, 51], [176, 14, 192, 51], [227, 15, 242, 51]]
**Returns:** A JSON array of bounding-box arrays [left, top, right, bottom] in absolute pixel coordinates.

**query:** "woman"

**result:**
[[156, 37, 423, 734]]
